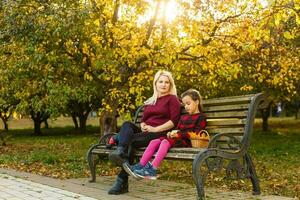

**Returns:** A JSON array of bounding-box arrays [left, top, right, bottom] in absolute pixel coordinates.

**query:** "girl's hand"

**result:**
[[167, 130, 178, 138]]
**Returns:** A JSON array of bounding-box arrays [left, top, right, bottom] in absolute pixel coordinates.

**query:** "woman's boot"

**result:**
[[109, 146, 127, 166], [108, 176, 128, 195]]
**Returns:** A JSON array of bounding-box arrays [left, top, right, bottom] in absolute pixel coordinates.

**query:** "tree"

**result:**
[[1, 0, 106, 134], [1, 0, 299, 135]]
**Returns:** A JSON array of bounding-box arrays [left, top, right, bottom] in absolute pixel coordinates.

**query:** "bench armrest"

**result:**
[[208, 133, 242, 151]]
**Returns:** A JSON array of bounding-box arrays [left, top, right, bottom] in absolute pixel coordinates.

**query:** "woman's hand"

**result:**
[[143, 125, 157, 133], [141, 120, 175, 133], [141, 122, 147, 132]]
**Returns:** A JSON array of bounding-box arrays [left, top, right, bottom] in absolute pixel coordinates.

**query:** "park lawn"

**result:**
[[0, 117, 299, 198]]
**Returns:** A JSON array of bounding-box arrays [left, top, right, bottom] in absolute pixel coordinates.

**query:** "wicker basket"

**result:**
[[190, 130, 210, 148]]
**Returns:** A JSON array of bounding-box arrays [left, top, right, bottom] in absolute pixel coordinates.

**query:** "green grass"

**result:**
[[3, 116, 99, 130], [0, 117, 299, 198]]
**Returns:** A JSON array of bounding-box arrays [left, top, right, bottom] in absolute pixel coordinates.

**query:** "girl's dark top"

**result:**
[[166, 113, 207, 147], [141, 94, 181, 128]]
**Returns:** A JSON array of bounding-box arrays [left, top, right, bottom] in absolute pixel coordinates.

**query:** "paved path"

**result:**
[[0, 168, 297, 200], [0, 173, 95, 200]]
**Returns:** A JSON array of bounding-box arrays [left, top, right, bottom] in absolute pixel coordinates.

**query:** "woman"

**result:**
[[108, 70, 181, 195]]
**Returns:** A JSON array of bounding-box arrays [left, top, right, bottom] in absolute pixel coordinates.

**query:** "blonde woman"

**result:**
[[108, 70, 181, 195]]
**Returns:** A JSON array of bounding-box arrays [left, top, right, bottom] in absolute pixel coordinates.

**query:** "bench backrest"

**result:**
[[133, 93, 266, 151]]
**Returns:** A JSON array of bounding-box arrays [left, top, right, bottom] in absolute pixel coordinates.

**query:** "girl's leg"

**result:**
[[151, 139, 172, 168], [139, 139, 162, 166], [128, 132, 166, 164]]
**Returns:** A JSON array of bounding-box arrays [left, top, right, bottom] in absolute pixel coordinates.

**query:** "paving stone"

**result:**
[[0, 174, 97, 200], [0, 168, 298, 200]]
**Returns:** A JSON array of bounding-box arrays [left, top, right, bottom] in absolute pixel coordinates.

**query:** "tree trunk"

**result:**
[[261, 105, 271, 131], [34, 118, 42, 135], [0, 131, 6, 146], [40, 112, 50, 130], [44, 120, 49, 129], [1, 117, 8, 131], [31, 111, 42, 135], [295, 101, 299, 120], [4, 121, 8, 131], [71, 113, 79, 129], [281, 102, 286, 117], [78, 113, 89, 134], [99, 110, 118, 137], [69, 102, 92, 134]]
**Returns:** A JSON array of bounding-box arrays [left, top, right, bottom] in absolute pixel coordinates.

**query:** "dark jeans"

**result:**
[[118, 121, 142, 147], [117, 121, 166, 179]]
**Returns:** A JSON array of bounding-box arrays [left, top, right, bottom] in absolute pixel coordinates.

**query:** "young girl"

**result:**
[[123, 89, 206, 180]]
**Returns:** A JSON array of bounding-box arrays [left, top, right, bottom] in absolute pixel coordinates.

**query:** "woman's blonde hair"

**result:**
[[144, 70, 177, 105]]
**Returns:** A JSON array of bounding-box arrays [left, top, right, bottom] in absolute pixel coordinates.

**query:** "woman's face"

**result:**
[[182, 95, 199, 114], [156, 75, 171, 96]]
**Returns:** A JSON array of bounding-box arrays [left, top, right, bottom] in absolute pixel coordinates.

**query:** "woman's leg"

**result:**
[[118, 121, 141, 147], [139, 139, 161, 166], [109, 121, 141, 166], [151, 139, 172, 168], [108, 122, 141, 194]]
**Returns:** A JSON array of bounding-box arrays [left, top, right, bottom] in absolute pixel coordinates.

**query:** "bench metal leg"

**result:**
[[245, 153, 261, 195], [192, 150, 210, 200], [86, 144, 101, 182], [86, 133, 117, 182]]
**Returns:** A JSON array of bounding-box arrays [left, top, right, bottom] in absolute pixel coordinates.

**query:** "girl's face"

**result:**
[[182, 95, 200, 114], [156, 75, 171, 96]]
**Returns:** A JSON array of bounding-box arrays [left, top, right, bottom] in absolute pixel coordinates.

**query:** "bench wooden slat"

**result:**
[[92, 146, 203, 153], [135, 151, 197, 160], [206, 127, 244, 134], [91, 147, 201, 160], [141, 147, 202, 153], [92, 148, 114, 155], [215, 135, 243, 141], [205, 111, 248, 118], [202, 95, 253, 106], [203, 104, 249, 112], [207, 119, 246, 126]]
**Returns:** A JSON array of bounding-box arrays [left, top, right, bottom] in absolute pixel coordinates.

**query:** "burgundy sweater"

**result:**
[[141, 94, 181, 129]]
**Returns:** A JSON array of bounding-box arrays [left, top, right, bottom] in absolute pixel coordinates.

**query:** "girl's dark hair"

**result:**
[[181, 89, 203, 111]]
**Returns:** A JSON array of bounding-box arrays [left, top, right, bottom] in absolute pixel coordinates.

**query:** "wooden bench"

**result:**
[[86, 93, 267, 200]]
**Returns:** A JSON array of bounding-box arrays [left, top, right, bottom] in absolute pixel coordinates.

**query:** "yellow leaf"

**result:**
[[283, 31, 294, 40], [84, 72, 93, 81], [93, 20, 100, 26], [296, 13, 300, 25], [274, 15, 281, 26], [13, 112, 22, 120]]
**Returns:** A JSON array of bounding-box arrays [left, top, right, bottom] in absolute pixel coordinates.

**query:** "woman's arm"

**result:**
[[144, 120, 175, 133]]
